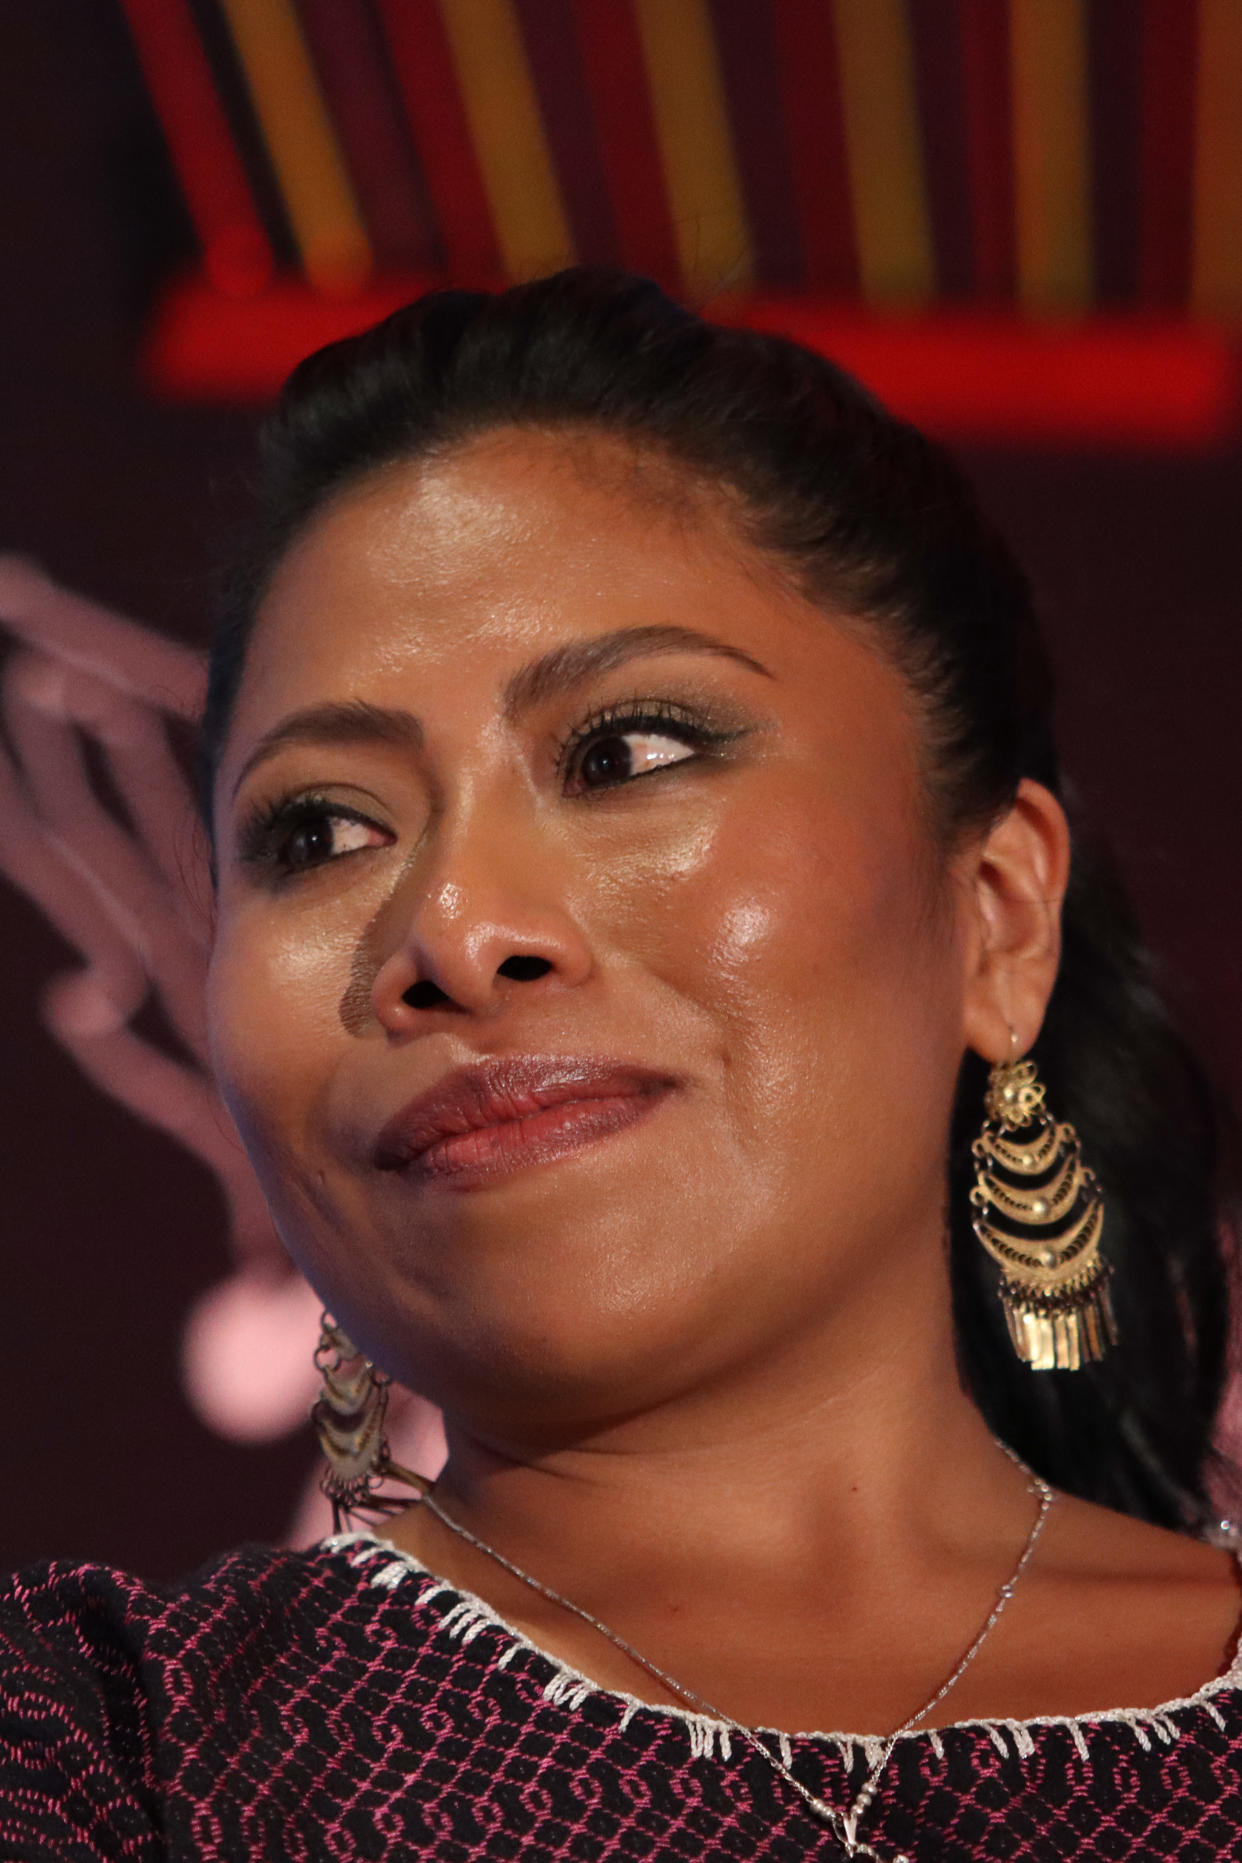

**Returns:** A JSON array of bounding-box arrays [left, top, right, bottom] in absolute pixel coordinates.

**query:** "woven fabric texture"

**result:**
[[0, 1529, 1240, 1861]]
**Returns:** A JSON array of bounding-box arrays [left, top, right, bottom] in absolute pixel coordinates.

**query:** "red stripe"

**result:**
[[514, 0, 618, 266], [960, 0, 1015, 300], [147, 277, 1242, 452], [768, 0, 857, 295], [375, 0, 501, 283], [1139, 0, 1198, 307], [146, 273, 439, 398], [569, 0, 682, 287], [297, 0, 438, 269], [709, 0, 802, 288], [117, 0, 273, 295], [729, 300, 1239, 448]]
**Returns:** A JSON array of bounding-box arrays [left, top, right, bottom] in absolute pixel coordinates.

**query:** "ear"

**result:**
[[959, 779, 1071, 1064]]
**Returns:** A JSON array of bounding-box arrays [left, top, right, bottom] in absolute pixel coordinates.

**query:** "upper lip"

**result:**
[[372, 1054, 679, 1169]]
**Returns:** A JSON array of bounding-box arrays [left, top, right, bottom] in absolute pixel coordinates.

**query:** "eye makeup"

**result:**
[[232, 687, 757, 881], [555, 694, 751, 795], [235, 791, 394, 879]]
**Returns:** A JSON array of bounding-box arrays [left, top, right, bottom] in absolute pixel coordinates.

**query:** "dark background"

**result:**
[[2, 2, 1240, 1579]]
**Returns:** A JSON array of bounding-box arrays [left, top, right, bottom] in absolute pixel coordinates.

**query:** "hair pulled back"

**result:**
[[204, 268, 1235, 1532]]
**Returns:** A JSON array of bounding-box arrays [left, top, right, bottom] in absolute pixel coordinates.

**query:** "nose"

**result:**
[[368, 824, 594, 1034]]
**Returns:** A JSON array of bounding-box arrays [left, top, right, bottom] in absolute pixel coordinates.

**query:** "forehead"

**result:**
[[253, 428, 764, 662], [228, 427, 912, 760]]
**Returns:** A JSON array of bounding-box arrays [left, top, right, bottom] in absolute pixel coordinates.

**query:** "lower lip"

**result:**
[[401, 1091, 668, 1190]]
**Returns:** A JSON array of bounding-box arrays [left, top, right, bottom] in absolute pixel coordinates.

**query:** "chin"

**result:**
[[365, 1278, 721, 1441], [277, 1156, 751, 1423]]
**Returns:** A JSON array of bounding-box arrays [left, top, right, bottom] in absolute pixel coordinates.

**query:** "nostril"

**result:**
[[402, 979, 452, 1010], [497, 955, 553, 982]]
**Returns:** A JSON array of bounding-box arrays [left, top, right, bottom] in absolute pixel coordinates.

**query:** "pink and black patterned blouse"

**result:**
[[1, 1527, 1240, 1860]]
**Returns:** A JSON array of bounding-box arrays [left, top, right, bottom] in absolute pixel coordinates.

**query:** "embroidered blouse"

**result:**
[[1, 1529, 1240, 1861]]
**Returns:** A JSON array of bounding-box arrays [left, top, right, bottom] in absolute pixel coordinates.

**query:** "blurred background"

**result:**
[[3, 0, 1242, 1580]]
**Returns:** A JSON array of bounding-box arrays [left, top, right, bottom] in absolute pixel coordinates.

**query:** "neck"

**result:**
[[387, 1278, 1033, 1610]]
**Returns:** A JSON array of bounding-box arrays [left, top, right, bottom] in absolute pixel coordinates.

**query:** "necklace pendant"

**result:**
[[837, 1815, 909, 1863], [800, 1797, 899, 1861]]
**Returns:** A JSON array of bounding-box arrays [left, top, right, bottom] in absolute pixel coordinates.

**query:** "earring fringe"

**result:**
[[312, 1314, 432, 1533], [971, 1049, 1116, 1371]]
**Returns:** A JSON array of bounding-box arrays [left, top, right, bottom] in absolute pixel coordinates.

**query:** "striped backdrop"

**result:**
[[118, 0, 1237, 313], [118, 0, 1242, 442]]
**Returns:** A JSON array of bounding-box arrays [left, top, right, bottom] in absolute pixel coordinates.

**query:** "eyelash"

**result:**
[[555, 697, 738, 790], [237, 699, 740, 877], [236, 793, 382, 876]]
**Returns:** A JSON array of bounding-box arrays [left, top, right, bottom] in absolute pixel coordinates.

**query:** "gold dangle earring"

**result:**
[[312, 1314, 431, 1533], [971, 1035, 1116, 1371]]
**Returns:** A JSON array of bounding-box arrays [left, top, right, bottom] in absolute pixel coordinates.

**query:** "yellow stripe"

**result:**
[[832, 0, 933, 305], [1193, 0, 1242, 315], [1009, 0, 1092, 311], [437, 0, 573, 281], [632, 0, 752, 293], [217, 0, 370, 293]]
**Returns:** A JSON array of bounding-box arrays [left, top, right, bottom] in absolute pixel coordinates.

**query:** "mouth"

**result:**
[[372, 1054, 680, 1189]]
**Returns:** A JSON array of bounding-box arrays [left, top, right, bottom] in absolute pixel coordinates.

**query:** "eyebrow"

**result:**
[[230, 699, 424, 798], [499, 624, 773, 716], [230, 625, 773, 798]]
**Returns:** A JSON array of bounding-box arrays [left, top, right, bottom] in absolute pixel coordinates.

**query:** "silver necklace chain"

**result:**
[[417, 1446, 1055, 1862]]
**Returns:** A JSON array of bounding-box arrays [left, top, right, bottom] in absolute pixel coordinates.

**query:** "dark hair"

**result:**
[[203, 268, 1236, 1531]]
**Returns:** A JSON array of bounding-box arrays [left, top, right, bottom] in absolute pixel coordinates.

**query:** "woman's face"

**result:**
[[209, 430, 979, 1435]]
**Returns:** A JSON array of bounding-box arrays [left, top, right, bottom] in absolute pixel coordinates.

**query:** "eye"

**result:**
[[237, 795, 393, 876], [284, 811, 387, 871], [561, 702, 735, 796], [575, 726, 697, 791]]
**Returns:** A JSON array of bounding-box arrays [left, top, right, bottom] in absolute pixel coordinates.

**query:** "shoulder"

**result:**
[[1005, 1492, 1242, 1723], [1045, 1492, 1240, 1588], [0, 1540, 313, 1670], [0, 1541, 328, 1750], [0, 1532, 473, 1733], [0, 1541, 361, 1855]]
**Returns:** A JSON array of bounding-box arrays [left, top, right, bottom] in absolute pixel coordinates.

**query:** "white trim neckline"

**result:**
[[317, 1527, 1242, 1768]]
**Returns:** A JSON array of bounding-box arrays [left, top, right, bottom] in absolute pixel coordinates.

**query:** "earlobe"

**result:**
[[961, 779, 1072, 1064]]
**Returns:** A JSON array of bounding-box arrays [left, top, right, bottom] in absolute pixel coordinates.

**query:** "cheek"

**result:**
[[206, 900, 358, 1165], [584, 793, 958, 1162], [588, 790, 938, 1030]]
